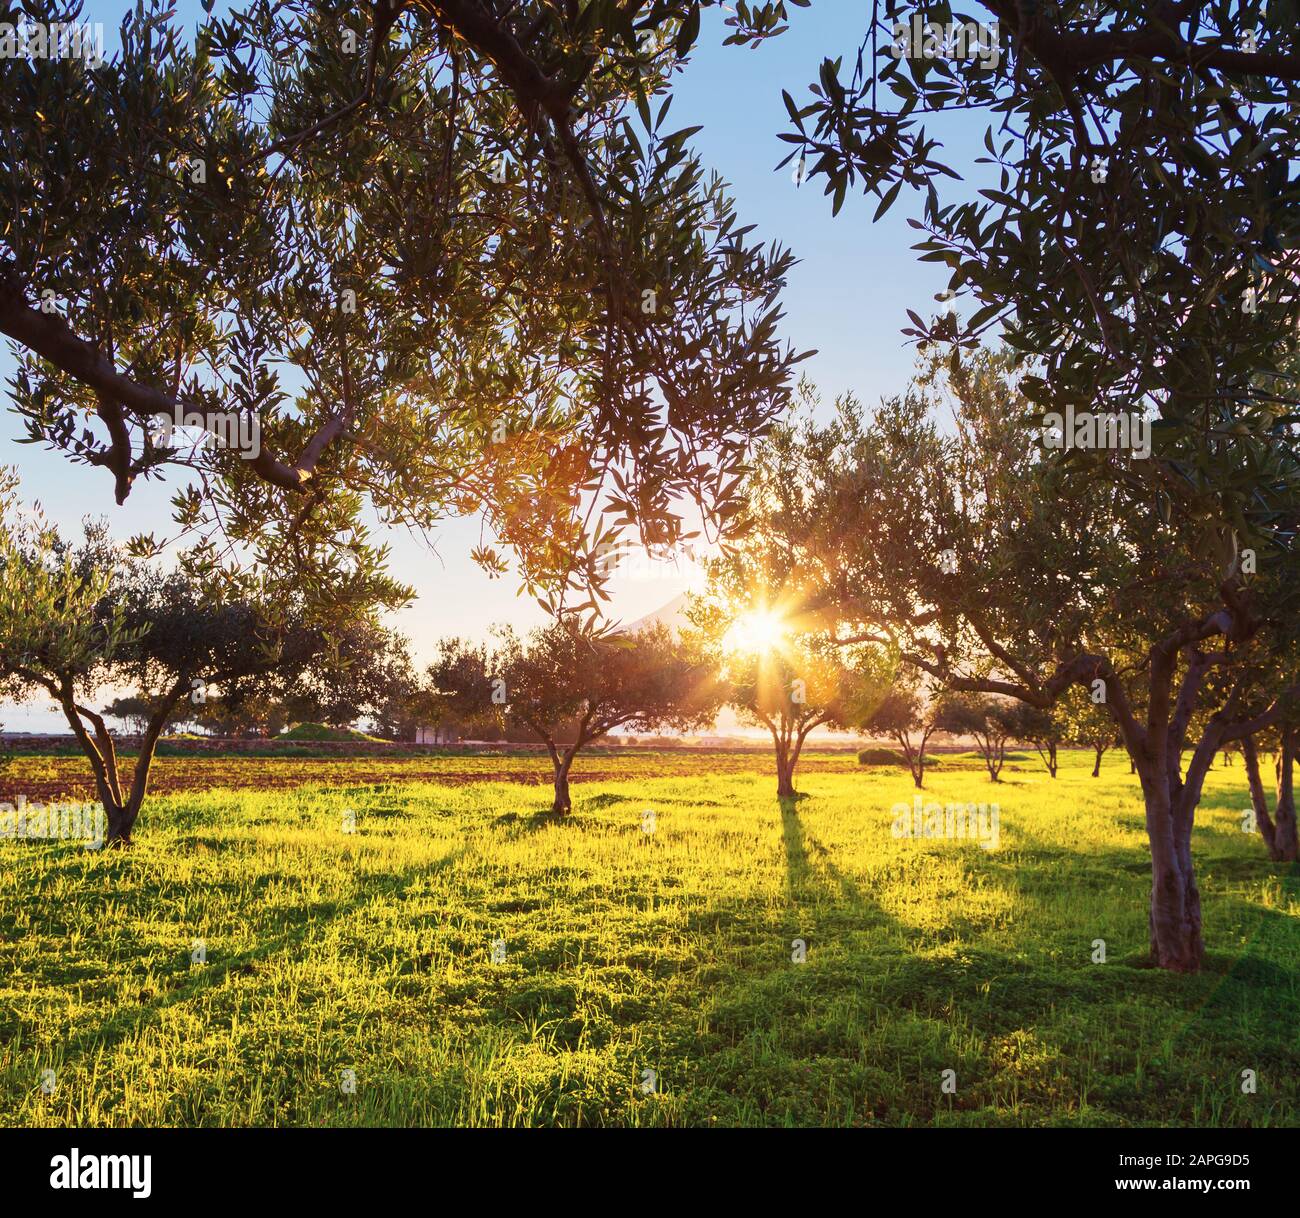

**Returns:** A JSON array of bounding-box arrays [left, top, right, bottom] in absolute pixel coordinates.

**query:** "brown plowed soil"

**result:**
[[0, 751, 869, 805]]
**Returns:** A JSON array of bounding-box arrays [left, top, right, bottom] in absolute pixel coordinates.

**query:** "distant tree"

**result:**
[[1007, 702, 1064, 779], [372, 668, 441, 743], [720, 636, 888, 799], [1059, 686, 1119, 778], [856, 679, 941, 790], [426, 636, 504, 743], [102, 694, 153, 735], [935, 693, 1017, 782], [190, 690, 290, 738], [438, 622, 720, 814], [282, 622, 413, 729]]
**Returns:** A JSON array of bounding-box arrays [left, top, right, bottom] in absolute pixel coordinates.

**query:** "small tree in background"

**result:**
[[1241, 692, 1299, 863], [372, 669, 442, 743], [935, 694, 1017, 783], [722, 637, 887, 799], [438, 622, 720, 814], [856, 678, 942, 790], [1007, 702, 1065, 779], [1060, 686, 1119, 778], [427, 636, 503, 744], [281, 622, 413, 731], [190, 689, 290, 738], [102, 694, 155, 736]]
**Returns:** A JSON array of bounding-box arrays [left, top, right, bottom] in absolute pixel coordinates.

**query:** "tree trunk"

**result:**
[[552, 760, 572, 815], [776, 750, 796, 798], [1129, 755, 1136, 774], [1274, 726, 1298, 862], [1137, 762, 1204, 972], [1092, 744, 1103, 777], [1243, 735, 1280, 859], [1047, 743, 1058, 777], [105, 802, 139, 847], [899, 734, 924, 788]]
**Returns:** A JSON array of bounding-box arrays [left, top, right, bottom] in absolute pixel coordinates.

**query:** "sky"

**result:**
[[1, 3, 991, 729]]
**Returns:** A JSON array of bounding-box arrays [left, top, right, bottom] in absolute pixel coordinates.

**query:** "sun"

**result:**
[[724, 607, 789, 656]]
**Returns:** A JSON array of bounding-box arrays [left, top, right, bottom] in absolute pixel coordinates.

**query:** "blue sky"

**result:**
[[2, 3, 990, 727]]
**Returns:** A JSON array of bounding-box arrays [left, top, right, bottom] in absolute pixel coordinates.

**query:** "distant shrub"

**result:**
[[281, 722, 383, 743], [948, 749, 1032, 763], [857, 747, 941, 767]]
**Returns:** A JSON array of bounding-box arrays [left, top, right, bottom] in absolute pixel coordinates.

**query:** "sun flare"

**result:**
[[723, 607, 789, 656]]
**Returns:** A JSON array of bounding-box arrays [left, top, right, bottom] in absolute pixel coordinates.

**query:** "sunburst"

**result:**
[[723, 607, 789, 656]]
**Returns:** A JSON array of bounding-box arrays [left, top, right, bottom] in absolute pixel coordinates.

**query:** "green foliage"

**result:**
[[0, 0, 807, 609], [0, 474, 402, 837], [857, 746, 941, 767], [781, 2, 1300, 566], [450, 620, 722, 749], [280, 722, 382, 742]]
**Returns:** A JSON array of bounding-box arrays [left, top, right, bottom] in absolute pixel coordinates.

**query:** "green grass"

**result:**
[[1, 750, 1296, 1127]]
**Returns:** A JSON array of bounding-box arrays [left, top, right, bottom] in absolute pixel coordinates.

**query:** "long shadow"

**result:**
[[779, 794, 892, 915], [771, 794, 908, 952], [779, 795, 814, 900]]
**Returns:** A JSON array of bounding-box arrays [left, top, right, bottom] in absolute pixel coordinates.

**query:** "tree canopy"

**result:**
[[1, 0, 807, 610], [0, 473, 396, 840], [436, 618, 720, 811]]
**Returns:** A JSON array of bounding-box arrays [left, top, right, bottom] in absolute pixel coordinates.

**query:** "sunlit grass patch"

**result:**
[[0, 750, 1295, 1126]]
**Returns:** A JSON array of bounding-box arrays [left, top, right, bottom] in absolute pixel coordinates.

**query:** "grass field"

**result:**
[[1, 749, 1297, 1127]]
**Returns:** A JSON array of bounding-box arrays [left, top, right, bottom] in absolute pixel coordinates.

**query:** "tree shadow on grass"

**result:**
[[779, 795, 814, 898], [779, 795, 873, 913], [492, 806, 582, 838], [1175, 860, 1300, 1044]]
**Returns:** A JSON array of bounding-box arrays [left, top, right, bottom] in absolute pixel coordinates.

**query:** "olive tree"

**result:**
[[855, 678, 942, 789], [934, 692, 1017, 782], [0, 477, 388, 842], [0, 1, 806, 612], [1005, 701, 1064, 779], [689, 527, 892, 799], [437, 621, 720, 813], [738, 354, 1300, 972], [755, 3, 1300, 972]]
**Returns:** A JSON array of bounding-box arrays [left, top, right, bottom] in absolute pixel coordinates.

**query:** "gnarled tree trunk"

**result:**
[[550, 751, 574, 815], [1135, 761, 1204, 972]]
